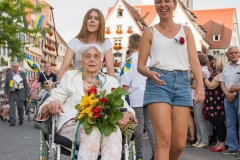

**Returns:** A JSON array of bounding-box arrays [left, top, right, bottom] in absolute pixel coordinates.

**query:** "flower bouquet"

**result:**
[[75, 86, 133, 136]]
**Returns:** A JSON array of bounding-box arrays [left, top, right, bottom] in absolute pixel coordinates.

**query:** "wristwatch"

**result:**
[[233, 92, 238, 96]]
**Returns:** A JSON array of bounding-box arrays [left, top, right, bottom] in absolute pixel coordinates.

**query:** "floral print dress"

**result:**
[[203, 71, 225, 125]]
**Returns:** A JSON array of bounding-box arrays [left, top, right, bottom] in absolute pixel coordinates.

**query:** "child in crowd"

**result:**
[[120, 33, 155, 160]]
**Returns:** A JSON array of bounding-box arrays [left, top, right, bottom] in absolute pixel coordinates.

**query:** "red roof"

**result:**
[[192, 8, 236, 49]]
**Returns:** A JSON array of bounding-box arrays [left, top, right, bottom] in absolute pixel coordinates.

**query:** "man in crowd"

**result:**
[[38, 62, 57, 91], [4, 62, 30, 126], [219, 45, 240, 155]]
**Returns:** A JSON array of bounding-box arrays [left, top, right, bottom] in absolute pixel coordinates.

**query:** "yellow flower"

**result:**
[[88, 112, 93, 118]]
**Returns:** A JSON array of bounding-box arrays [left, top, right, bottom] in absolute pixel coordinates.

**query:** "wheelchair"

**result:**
[[39, 114, 136, 160]]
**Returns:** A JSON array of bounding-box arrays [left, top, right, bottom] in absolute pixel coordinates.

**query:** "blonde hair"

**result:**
[[129, 33, 141, 49], [214, 53, 228, 72], [75, 8, 105, 44]]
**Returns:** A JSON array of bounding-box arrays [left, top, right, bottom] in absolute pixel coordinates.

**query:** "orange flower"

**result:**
[[87, 86, 97, 95]]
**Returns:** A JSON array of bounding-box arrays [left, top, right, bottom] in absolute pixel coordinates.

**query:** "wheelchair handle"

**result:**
[[120, 108, 127, 112]]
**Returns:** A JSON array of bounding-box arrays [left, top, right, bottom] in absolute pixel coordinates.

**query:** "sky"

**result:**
[[45, 0, 240, 43]]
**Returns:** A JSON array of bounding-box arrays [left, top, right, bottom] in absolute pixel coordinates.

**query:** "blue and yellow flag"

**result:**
[[25, 54, 40, 74], [120, 57, 132, 76], [34, 14, 45, 29]]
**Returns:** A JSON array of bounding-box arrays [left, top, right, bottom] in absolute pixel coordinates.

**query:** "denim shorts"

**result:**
[[144, 67, 193, 107]]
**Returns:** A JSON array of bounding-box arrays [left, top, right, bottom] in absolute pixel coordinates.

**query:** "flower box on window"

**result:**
[[114, 45, 122, 50], [127, 29, 133, 34], [48, 30, 53, 36], [41, 59, 46, 63], [114, 62, 121, 67], [105, 30, 111, 34], [51, 62, 57, 66], [116, 29, 122, 34]]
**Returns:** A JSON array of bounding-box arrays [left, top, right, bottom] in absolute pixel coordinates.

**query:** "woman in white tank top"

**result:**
[[138, 0, 205, 159], [57, 9, 114, 82]]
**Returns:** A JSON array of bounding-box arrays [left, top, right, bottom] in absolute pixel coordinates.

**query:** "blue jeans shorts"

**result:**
[[144, 67, 193, 107]]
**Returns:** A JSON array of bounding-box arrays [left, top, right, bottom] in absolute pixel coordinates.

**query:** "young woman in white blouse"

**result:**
[[138, 0, 204, 159], [57, 8, 114, 82]]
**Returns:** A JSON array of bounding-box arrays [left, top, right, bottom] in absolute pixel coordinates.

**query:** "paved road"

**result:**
[[0, 115, 237, 160]]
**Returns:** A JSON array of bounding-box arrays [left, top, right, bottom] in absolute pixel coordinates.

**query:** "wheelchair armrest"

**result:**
[[55, 134, 79, 150]]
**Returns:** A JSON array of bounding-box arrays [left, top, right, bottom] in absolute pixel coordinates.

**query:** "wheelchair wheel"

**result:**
[[39, 127, 50, 160]]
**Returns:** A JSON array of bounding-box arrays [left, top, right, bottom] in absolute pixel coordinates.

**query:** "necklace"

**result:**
[[82, 74, 102, 88], [159, 23, 175, 33]]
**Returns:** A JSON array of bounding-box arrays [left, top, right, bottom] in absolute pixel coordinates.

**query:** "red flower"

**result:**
[[179, 37, 185, 45], [111, 88, 115, 92], [87, 86, 97, 95], [92, 106, 102, 113], [99, 97, 108, 104], [174, 37, 185, 45], [93, 113, 101, 119]]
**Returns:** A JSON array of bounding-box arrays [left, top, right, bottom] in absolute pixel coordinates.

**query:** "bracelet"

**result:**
[[57, 78, 62, 80]]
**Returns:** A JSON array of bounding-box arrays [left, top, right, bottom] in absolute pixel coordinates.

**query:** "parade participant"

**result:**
[[137, 0, 204, 159], [203, 53, 228, 152], [4, 62, 30, 126], [220, 45, 240, 155], [38, 62, 57, 91], [36, 44, 136, 160], [120, 33, 155, 160], [57, 8, 114, 82]]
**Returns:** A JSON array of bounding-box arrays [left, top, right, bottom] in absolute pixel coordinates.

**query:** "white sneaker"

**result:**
[[192, 142, 200, 147], [143, 132, 149, 139]]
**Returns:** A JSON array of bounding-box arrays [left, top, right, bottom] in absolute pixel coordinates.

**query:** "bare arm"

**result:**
[[138, 28, 164, 85], [104, 49, 115, 77], [57, 47, 74, 82], [138, 28, 152, 77], [204, 73, 220, 90], [184, 26, 204, 103], [122, 85, 129, 92]]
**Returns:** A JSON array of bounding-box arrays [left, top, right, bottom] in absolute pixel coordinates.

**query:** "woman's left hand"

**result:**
[[117, 112, 131, 128]]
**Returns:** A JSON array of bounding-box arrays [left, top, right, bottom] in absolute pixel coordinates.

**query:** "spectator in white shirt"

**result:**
[[34, 80, 52, 104], [120, 33, 155, 160]]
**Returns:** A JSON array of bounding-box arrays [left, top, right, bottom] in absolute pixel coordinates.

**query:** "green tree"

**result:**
[[0, 0, 46, 62]]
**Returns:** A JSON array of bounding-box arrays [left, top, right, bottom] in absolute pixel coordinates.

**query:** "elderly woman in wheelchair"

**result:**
[[36, 44, 137, 160]]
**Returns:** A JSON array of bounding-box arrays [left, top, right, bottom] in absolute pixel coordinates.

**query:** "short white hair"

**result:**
[[76, 44, 104, 62], [227, 45, 240, 53], [11, 61, 19, 66]]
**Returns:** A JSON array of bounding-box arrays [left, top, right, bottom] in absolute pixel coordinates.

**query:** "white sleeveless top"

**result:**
[[148, 25, 190, 71], [68, 38, 112, 69]]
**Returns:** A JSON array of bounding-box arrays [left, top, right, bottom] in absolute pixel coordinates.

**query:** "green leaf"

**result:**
[[87, 117, 96, 124], [84, 126, 93, 135], [75, 104, 79, 110], [103, 123, 116, 136], [114, 110, 123, 121], [113, 98, 123, 107], [83, 120, 92, 129]]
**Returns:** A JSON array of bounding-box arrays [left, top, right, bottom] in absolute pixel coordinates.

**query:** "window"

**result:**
[[26, 35, 29, 42], [117, 9, 123, 18], [213, 35, 220, 41], [117, 25, 122, 30], [213, 51, 220, 55], [114, 38, 122, 46], [60, 46, 62, 51]]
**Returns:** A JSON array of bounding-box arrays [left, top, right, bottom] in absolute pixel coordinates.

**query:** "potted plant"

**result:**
[[116, 29, 122, 34], [105, 30, 111, 34], [114, 45, 122, 50], [127, 29, 133, 34]]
